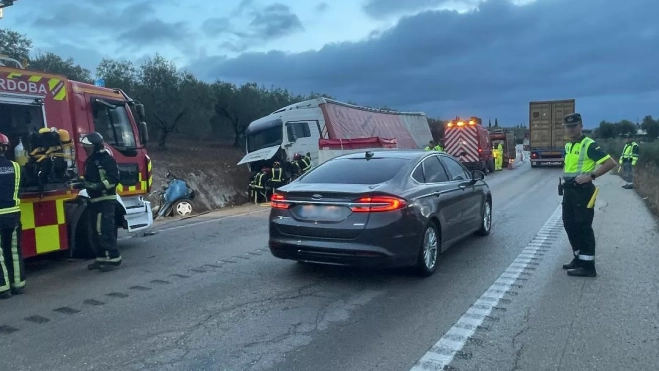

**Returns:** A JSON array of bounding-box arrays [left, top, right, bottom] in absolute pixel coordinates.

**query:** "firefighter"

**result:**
[[249, 166, 271, 203], [492, 145, 501, 171], [269, 161, 285, 190], [436, 140, 444, 152], [496, 143, 504, 170], [619, 137, 639, 189], [0, 133, 25, 299], [560, 113, 616, 277], [292, 152, 311, 177], [424, 140, 435, 150], [81, 132, 122, 272]]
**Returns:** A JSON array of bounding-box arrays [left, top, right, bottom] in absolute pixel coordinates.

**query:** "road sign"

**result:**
[[94, 79, 105, 87]]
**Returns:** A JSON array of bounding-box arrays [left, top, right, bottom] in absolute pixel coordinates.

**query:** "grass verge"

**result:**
[[599, 138, 659, 217]]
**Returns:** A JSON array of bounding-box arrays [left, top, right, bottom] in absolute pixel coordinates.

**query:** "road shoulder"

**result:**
[[448, 173, 659, 371]]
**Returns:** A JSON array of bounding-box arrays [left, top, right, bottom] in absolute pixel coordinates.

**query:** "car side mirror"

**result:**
[[471, 170, 485, 183]]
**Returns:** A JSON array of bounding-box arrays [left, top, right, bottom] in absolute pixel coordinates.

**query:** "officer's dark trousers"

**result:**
[[90, 200, 121, 265], [562, 183, 596, 266], [0, 212, 25, 293]]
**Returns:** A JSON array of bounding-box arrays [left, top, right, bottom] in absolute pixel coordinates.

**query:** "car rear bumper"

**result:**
[[268, 237, 416, 268]]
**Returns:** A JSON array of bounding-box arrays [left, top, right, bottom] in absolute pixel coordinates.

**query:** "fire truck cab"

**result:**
[[0, 56, 153, 259]]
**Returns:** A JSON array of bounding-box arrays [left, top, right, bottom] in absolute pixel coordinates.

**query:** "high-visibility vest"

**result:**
[[563, 137, 597, 178], [271, 168, 283, 182], [620, 142, 639, 165]]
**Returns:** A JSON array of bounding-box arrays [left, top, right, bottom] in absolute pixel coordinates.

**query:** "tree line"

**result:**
[[594, 116, 659, 140]]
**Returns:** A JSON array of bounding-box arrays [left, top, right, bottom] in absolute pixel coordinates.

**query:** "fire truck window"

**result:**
[[93, 105, 136, 148], [0, 103, 45, 159]]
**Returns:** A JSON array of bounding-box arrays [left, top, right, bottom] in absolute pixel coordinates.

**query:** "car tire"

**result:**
[[416, 223, 440, 277], [475, 198, 492, 236]]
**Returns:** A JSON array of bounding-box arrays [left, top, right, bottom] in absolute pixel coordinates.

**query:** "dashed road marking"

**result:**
[[53, 307, 80, 315], [410, 204, 562, 371], [24, 315, 50, 324]]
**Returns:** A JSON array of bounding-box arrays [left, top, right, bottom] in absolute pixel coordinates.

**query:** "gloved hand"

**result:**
[[84, 182, 102, 191], [632, 160, 637, 167]]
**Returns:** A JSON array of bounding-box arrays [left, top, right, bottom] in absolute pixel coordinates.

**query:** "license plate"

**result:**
[[298, 205, 343, 220], [543, 152, 561, 155]]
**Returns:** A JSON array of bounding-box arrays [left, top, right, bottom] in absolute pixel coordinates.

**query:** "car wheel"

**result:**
[[174, 200, 193, 216], [416, 223, 440, 277], [475, 198, 492, 236]]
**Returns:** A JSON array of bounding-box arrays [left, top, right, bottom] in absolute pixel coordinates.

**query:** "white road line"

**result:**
[[410, 204, 563, 371], [118, 208, 269, 240]]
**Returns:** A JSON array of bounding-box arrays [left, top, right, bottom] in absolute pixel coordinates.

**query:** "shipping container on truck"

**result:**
[[444, 117, 494, 173], [237, 98, 433, 171], [0, 57, 153, 259], [489, 129, 517, 167], [528, 99, 575, 168]]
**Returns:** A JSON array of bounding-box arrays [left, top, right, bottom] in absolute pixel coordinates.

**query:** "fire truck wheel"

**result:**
[[487, 159, 495, 173]]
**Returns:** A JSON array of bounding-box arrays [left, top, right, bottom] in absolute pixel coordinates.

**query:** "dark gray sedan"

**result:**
[[268, 150, 492, 277]]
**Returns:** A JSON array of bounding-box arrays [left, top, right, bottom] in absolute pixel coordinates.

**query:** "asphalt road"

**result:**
[[2, 158, 639, 371]]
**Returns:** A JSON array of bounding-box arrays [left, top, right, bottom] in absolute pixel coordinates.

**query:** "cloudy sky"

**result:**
[[3, 0, 658, 126]]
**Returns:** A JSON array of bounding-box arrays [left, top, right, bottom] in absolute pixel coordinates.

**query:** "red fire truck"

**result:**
[[444, 117, 494, 173], [0, 56, 153, 259]]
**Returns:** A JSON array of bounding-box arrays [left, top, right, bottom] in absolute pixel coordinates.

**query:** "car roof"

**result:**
[[335, 150, 429, 161]]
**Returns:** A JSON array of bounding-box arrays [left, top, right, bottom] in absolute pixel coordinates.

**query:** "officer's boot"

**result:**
[[0, 290, 11, 299], [11, 287, 24, 295], [567, 261, 597, 277], [88, 261, 101, 270], [562, 255, 581, 270]]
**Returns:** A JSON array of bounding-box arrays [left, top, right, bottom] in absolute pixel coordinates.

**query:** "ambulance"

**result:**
[[0, 56, 153, 259]]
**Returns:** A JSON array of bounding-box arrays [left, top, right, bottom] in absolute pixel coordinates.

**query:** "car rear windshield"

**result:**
[[299, 157, 408, 184]]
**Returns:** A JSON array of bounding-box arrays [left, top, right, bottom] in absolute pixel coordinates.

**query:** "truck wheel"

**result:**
[[71, 210, 96, 259]]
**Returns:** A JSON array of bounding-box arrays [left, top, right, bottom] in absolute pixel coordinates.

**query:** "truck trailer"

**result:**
[[237, 98, 433, 170], [0, 56, 153, 259], [529, 99, 575, 167]]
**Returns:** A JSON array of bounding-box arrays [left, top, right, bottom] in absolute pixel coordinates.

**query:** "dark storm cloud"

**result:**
[[189, 0, 659, 123], [202, 3, 304, 52]]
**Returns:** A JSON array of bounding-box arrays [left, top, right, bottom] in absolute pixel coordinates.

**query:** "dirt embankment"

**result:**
[[147, 139, 251, 212]]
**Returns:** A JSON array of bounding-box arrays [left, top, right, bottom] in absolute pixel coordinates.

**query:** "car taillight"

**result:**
[[350, 196, 407, 213], [531, 153, 538, 158], [270, 193, 290, 209], [478, 147, 482, 152]]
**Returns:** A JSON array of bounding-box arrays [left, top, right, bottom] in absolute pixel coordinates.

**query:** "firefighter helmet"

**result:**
[[293, 153, 301, 160], [273, 161, 281, 167], [0, 133, 9, 152], [81, 132, 105, 150]]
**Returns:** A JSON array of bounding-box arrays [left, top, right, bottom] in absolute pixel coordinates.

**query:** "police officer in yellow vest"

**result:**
[[561, 113, 616, 277], [619, 138, 639, 189], [0, 133, 25, 299]]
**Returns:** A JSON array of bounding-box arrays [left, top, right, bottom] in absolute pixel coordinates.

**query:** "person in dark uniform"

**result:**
[[269, 161, 285, 190], [249, 166, 271, 203], [291, 152, 311, 178], [81, 132, 122, 272], [0, 133, 25, 299], [561, 113, 617, 277]]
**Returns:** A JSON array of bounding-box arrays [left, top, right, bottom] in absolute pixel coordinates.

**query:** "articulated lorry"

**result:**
[[237, 98, 433, 171], [528, 99, 575, 168], [0, 56, 153, 259]]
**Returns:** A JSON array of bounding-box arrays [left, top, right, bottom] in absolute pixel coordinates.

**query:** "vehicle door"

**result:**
[[413, 155, 465, 244], [284, 121, 321, 164], [440, 156, 483, 233]]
